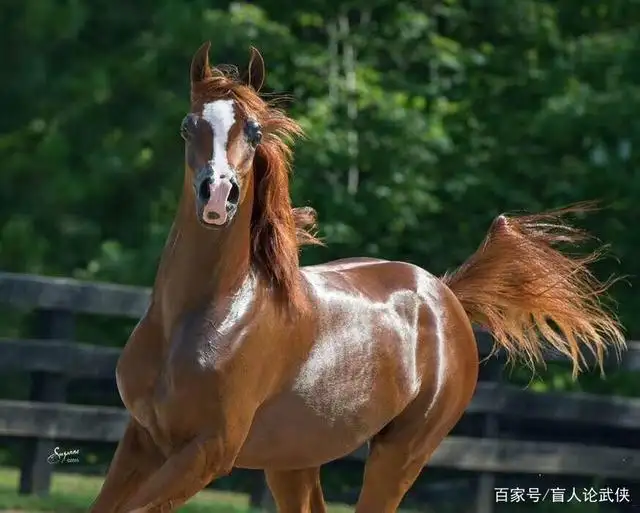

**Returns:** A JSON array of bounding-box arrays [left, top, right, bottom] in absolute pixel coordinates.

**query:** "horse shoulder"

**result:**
[[116, 312, 166, 429]]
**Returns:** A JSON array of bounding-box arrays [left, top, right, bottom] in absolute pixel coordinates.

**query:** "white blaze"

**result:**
[[201, 99, 236, 179]]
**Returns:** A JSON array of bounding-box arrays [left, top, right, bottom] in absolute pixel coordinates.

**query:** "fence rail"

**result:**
[[1, 271, 639, 511]]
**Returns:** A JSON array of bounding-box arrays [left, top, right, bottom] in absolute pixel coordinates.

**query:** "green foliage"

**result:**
[[2, 2, 639, 505], [0, 0, 638, 387]]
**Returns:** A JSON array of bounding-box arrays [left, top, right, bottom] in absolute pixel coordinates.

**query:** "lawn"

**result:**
[[0, 466, 352, 513], [0, 466, 624, 513]]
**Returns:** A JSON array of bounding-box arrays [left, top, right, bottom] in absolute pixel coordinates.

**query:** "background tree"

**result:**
[[0, 0, 637, 420]]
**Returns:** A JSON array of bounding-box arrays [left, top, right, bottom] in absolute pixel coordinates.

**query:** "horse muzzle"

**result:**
[[195, 169, 240, 226]]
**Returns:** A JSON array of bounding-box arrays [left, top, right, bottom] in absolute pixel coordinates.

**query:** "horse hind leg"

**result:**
[[354, 395, 472, 513], [355, 329, 478, 512], [265, 467, 327, 513]]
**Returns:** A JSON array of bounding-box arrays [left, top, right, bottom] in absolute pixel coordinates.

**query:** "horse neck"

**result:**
[[151, 180, 254, 331]]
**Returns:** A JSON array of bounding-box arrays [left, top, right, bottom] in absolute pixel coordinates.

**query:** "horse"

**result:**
[[89, 42, 625, 513]]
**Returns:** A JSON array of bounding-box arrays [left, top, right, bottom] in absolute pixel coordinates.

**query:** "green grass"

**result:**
[[0, 466, 356, 513], [0, 467, 628, 513], [0, 466, 249, 512]]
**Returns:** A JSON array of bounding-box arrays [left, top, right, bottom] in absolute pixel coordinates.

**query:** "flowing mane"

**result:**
[[191, 65, 322, 313]]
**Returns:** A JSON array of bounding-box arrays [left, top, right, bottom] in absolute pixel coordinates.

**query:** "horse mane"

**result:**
[[191, 65, 323, 314]]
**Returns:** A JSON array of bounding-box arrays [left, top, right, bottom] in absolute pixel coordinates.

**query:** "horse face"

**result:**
[[180, 99, 261, 227], [183, 42, 266, 228]]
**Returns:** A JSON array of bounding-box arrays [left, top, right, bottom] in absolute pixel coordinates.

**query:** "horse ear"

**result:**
[[241, 46, 265, 92], [191, 41, 213, 84]]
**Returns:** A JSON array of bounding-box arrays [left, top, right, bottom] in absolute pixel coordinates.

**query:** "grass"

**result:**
[[0, 466, 630, 513], [0, 466, 247, 512], [0, 466, 356, 513]]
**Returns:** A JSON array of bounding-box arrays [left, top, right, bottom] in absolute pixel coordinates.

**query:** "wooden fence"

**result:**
[[0, 271, 639, 512]]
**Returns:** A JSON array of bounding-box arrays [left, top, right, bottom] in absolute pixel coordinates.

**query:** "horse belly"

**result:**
[[234, 391, 375, 469], [234, 360, 414, 470], [236, 272, 426, 469]]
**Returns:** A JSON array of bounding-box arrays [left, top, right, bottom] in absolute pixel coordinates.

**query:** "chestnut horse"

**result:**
[[90, 42, 625, 513]]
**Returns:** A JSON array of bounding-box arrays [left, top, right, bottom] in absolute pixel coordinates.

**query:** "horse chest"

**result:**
[[116, 351, 162, 434], [117, 343, 212, 452], [115, 318, 182, 439], [117, 306, 257, 454]]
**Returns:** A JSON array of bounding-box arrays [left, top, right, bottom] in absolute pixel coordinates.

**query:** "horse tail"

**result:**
[[441, 204, 626, 377]]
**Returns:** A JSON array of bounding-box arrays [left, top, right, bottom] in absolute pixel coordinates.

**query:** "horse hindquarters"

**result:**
[[354, 284, 479, 513]]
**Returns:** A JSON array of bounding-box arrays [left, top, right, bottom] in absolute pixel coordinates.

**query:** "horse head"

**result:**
[[184, 42, 268, 228], [181, 42, 321, 310]]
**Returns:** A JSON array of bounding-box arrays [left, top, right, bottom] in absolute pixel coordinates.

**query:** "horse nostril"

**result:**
[[198, 177, 211, 202], [228, 182, 240, 205]]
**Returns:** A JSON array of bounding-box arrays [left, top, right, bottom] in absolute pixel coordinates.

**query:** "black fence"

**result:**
[[1, 271, 639, 512]]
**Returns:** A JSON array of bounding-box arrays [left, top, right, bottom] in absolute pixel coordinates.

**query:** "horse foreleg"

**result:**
[[265, 467, 327, 513], [119, 412, 254, 513], [89, 418, 165, 513]]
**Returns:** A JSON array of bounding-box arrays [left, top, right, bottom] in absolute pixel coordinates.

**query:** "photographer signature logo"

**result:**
[[47, 446, 80, 464]]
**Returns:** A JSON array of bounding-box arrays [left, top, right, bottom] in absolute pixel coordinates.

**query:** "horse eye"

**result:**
[[244, 120, 262, 147], [180, 114, 197, 140]]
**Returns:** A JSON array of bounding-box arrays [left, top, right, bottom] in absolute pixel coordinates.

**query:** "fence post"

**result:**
[[19, 309, 74, 495], [475, 356, 503, 513]]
